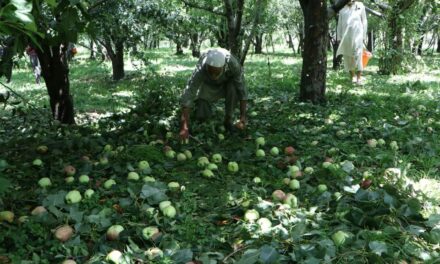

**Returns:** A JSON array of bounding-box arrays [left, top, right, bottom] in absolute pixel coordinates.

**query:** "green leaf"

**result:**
[[11, 0, 32, 12], [291, 222, 307, 241], [171, 249, 193, 263], [426, 214, 440, 229], [341, 160, 355, 173], [45, 0, 57, 7], [0, 177, 12, 194], [369, 241, 387, 256], [259, 245, 279, 264], [140, 183, 168, 204], [69, 206, 84, 223], [236, 249, 259, 264], [43, 191, 67, 207]]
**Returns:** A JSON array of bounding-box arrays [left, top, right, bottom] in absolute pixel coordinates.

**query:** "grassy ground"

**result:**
[[0, 47, 439, 263]]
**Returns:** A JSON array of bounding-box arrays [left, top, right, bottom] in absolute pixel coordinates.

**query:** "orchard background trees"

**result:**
[[1, 0, 438, 122]]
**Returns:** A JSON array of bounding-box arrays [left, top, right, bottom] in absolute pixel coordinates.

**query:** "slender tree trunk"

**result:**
[[89, 40, 95, 60], [224, 0, 244, 59], [37, 43, 75, 124], [175, 40, 184, 55], [367, 30, 374, 51], [298, 0, 328, 103], [254, 33, 264, 54], [190, 33, 201, 58], [103, 38, 125, 80], [437, 35, 440, 53], [416, 36, 424, 55], [297, 31, 304, 55], [379, 0, 416, 75]]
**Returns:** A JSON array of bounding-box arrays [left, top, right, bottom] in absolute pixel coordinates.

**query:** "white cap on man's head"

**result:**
[[203, 48, 227, 68]]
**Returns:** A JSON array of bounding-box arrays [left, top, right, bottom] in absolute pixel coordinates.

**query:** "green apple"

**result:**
[[99, 157, 109, 165], [18, 215, 29, 224], [212, 153, 222, 163], [289, 179, 300, 190], [127, 172, 140, 181], [257, 217, 272, 233], [32, 159, 43, 166], [143, 176, 156, 182], [176, 153, 187, 162], [304, 167, 314, 175], [62, 260, 77, 264], [106, 250, 123, 264], [367, 139, 377, 148], [317, 184, 328, 193], [64, 165, 76, 176], [183, 150, 192, 159], [255, 137, 265, 147], [31, 206, 47, 216], [377, 138, 386, 146], [36, 145, 48, 154], [272, 190, 286, 202], [159, 201, 172, 212], [390, 141, 399, 151], [54, 225, 74, 242], [65, 176, 75, 184], [207, 163, 218, 171], [84, 189, 95, 199], [283, 178, 291, 185], [202, 169, 214, 178], [333, 192, 342, 200], [332, 230, 350, 246], [106, 225, 124, 241], [227, 162, 239, 173], [65, 190, 82, 204], [145, 247, 163, 260], [256, 149, 265, 157], [104, 179, 116, 189], [244, 209, 260, 222], [283, 193, 298, 208], [163, 205, 176, 218], [103, 144, 112, 152], [0, 211, 14, 223], [138, 160, 150, 170], [166, 131, 173, 139], [253, 177, 261, 184], [165, 150, 176, 159], [142, 226, 160, 240], [79, 174, 90, 183], [218, 133, 225, 140], [197, 157, 210, 167], [168, 181, 180, 191], [38, 177, 52, 188], [270, 147, 279, 156], [322, 162, 332, 169]]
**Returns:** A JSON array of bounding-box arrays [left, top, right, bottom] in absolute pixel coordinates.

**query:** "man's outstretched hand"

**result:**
[[235, 120, 246, 130], [179, 127, 189, 144]]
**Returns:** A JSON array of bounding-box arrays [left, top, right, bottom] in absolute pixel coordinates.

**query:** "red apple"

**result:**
[[284, 146, 295, 155]]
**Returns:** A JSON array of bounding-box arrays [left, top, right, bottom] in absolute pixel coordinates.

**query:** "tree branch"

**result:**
[[179, 0, 226, 16]]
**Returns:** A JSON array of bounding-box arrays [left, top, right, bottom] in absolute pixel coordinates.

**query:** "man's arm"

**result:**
[[179, 106, 190, 141]]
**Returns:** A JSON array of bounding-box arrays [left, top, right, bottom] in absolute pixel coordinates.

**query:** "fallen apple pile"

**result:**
[[0, 87, 439, 264]]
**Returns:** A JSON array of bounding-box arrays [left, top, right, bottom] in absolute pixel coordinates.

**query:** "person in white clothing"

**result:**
[[336, 0, 367, 85]]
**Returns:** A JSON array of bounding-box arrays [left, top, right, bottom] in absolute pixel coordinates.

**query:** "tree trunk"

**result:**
[[299, 0, 328, 103], [379, 0, 416, 75], [89, 40, 95, 60], [297, 31, 304, 55], [175, 40, 184, 55], [416, 36, 424, 55], [437, 35, 440, 53], [254, 33, 264, 54], [224, 0, 245, 59], [367, 30, 374, 51], [37, 43, 75, 124], [103, 38, 125, 80], [190, 33, 201, 58]]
